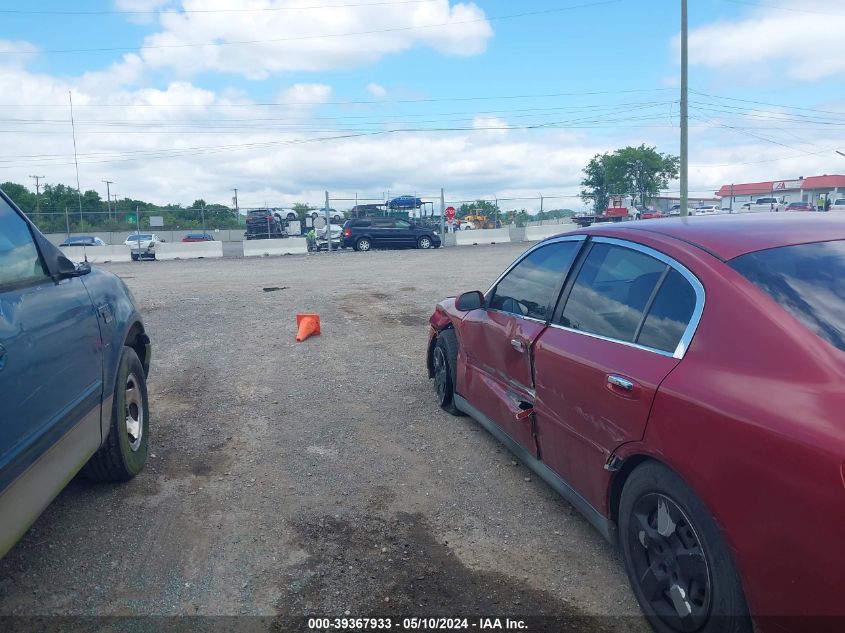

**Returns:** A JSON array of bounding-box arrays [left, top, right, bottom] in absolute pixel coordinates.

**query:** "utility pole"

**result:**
[[102, 180, 114, 219], [325, 191, 332, 253], [29, 175, 45, 212], [69, 91, 85, 231], [232, 188, 239, 215], [680, 0, 689, 217], [440, 188, 445, 237], [729, 183, 734, 214]]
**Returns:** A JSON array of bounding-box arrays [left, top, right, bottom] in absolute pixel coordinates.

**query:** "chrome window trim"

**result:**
[[548, 322, 677, 358], [485, 234, 588, 297], [483, 235, 588, 324], [560, 236, 705, 360]]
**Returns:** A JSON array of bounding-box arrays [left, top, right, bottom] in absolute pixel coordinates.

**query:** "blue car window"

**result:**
[[0, 199, 47, 288]]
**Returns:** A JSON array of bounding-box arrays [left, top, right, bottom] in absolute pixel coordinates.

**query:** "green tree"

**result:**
[[580, 152, 628, 214], [457, 199, 500, 219], [580, 146, 679, 213], [615, 144, 679, 208], [292, 202, 314, 219]]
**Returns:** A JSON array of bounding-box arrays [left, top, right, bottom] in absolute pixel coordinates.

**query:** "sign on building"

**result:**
[[149, 216, 164, 227]]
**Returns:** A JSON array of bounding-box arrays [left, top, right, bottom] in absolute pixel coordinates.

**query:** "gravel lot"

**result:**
[[0, 244, 646, 631]]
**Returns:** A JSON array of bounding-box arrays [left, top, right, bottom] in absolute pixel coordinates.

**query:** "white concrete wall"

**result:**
[[524, 225, 571, 241], [242, 238, 309, 257], [454, 228, 511, 246], [156, 241, 223, 260], [59, 245, 132, 263]]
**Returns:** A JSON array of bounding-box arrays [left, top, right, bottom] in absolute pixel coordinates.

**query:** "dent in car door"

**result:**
[[532, 239, 703, 512], [457, 238, 584, 455]]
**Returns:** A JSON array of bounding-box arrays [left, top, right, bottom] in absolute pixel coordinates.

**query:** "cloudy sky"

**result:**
[[1, 0, 844, 211]]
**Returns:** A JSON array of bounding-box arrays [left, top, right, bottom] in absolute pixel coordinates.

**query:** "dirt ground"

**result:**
[[0, 244, 647, 631]]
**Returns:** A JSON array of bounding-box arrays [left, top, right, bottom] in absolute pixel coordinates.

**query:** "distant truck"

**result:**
[[572, 206, 635, 228], [740, 196, 785, 213]]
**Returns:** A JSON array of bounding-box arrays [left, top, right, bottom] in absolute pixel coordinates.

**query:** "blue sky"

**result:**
[[1, 0, 843, 208]]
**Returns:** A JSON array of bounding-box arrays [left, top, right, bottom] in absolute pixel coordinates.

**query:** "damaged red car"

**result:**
[[427, 213, 845, 633]]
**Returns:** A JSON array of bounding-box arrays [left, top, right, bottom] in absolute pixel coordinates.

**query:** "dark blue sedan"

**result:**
[[0, 190, 152, 559]]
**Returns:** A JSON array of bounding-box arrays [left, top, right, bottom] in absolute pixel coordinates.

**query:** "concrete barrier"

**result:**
[[242, 237, 309, 257], [454, 228, 511, 246], [60, 245, 132, 263], [524, 225, 571, 241], [156, 241, 223, 260]]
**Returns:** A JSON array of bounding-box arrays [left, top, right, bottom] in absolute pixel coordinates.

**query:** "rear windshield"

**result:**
[[129, 234, 152, 240], [730, 240, 845, 351]]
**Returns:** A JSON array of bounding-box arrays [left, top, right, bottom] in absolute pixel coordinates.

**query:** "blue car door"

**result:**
[[0, 200, 103, 497]]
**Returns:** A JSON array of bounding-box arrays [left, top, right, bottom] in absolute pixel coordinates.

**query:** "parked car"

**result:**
[[308, 208, 344, 224], [785, 201, 814, 212], [124, 233, 162, 260], [342, 217, 441, 251], [831, 198, 845, 211], [60, 235, 106, 247], [312, 224, 344, 251], [667, 204, 682, 216], [0, 190, 152, 560], [637, 208, 666, 220], [427, 214, 845, 633], [181, 232, 215, 242], [244, 209, 284, 240], [739, 196, 784, 212], [694, 204, 721, 215], [387, 195, 423, 210]]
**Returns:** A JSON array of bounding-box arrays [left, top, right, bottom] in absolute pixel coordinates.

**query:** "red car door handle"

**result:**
[[607, 375, 634, 391], [510, 338, 525, 352]]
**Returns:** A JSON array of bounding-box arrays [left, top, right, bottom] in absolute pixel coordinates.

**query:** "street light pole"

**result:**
[[680, 0, 689, 217]]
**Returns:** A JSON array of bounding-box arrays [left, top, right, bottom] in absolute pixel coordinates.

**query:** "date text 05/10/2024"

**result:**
[[307, 617, 528, 630]]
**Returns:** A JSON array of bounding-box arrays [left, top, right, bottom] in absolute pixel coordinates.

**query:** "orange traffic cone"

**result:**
[[296, 313, 321, 342]]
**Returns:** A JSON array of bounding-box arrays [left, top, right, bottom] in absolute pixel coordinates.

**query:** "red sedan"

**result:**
[[427, 214, 845, 633]]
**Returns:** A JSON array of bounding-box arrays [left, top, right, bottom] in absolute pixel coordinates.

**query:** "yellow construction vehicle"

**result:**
[[462, 213, 497, 230]]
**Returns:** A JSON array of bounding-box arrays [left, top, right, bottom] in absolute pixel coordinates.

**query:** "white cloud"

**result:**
[[130, 0, 493, 79], [0, 39, 38, 68], [277, 83, 332, 105], [685, 0, 845, 80], [366, 83, 387, 99]]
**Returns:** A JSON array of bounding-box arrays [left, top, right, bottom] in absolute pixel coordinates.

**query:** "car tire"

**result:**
[[619, 462, 751, 633], [417, 236, 432, 249], [82, 346, 150, 482], [356, 237, 371, 252], [131, 253, 139, 261], [332, 215, 342, 224], [432, 330, 463, 417]]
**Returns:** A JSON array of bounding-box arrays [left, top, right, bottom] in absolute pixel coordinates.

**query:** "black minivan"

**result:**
[[341, 217, 441, 252]]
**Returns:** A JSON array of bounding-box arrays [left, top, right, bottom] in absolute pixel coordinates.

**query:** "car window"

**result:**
[[394, 219, 411, 229], [130, 234, 152, 240], [489, 241, 581, 321], [0, 199, 47, 287], [352, 219, 372, 227], [730, 240, 845, 352], [558, 243, 666, 342], [372, 217, 394, 227], [636, 269, 697, 353]]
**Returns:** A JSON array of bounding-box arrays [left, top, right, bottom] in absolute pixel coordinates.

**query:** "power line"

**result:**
[[721, 0, 845, 16], [0, 0, 440, 16], [0, 88, 676, 109], [690, 89, 845, 117], [0, 1, 621, 55]]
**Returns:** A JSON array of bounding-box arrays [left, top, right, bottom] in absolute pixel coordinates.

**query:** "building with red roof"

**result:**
[[716, 175, 845, 210]]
